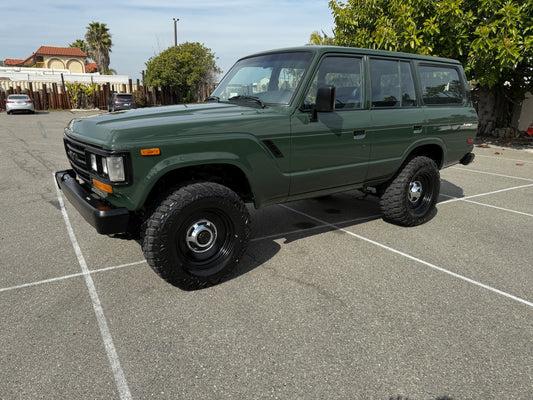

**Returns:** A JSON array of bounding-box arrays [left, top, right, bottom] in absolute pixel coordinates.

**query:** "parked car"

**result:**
[[56, 46, 477, 289], [5, 94, 35, 114], [107, 93, 136, 112]]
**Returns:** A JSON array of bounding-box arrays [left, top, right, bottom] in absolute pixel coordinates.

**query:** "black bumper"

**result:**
[[460, 152, 475, 165], [55, 170, 130, 235]]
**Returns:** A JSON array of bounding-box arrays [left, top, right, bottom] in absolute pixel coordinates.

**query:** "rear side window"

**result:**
[[370, 59, 417, 108], [304, 56, 363, 110], [419, 65, 465, 105]]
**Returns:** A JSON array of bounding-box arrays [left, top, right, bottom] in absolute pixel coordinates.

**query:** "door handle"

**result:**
[[413, 125, 423, 134], [353, 129, 366, 138]]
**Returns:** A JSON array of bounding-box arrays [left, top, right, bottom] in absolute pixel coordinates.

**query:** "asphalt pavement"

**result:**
[[1, 110, 532, 399]]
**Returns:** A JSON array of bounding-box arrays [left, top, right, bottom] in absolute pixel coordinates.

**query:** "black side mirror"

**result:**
[[316, 86, 336, 112], [309, 86, 336, 122]]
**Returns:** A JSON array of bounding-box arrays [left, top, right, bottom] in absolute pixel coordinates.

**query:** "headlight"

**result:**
[[87, 152, 128, 183], [106, 156, 125, 182]]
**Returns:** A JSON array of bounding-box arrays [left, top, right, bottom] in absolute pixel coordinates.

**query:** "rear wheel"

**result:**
[[379, 156, 440, 226], [142, 182, 250, 289]]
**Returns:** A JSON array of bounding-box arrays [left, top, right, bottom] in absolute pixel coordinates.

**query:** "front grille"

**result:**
[[64, 136, 91, 183]]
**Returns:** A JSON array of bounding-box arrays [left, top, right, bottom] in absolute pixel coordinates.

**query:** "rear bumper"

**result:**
[[55, 169, 130, 235], [460, 152, 475, 165]]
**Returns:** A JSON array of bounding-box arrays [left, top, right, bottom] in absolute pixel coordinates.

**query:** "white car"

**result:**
[[5, 94, 35, 114]]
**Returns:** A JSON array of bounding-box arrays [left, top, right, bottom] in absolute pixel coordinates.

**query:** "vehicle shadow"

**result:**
[[228, 180, 466, 288], [129, 182, 463, 290], [223, 191, 383, 287], [439, 179, 465, 200]]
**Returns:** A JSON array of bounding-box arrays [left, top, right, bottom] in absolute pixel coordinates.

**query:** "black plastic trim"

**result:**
[[460, 152, 475, 166]]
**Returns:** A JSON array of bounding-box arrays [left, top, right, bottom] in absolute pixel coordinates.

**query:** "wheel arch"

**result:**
[[404, 142, 444, 169], [143, 163, 254, 211]]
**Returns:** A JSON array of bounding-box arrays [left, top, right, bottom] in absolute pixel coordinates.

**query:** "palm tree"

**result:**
[[85, 22, 113, 74], [308, 30, 335, 46], [69, 39, 89, 56]]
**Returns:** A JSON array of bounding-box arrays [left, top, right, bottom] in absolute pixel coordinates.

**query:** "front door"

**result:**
[[290, 55, 371, 195]]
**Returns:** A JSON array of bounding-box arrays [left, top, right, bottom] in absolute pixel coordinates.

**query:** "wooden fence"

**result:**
[[0, 79, 215, 111]]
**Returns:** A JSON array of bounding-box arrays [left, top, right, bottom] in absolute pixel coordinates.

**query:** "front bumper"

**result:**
[[55, 169, 130, 235]]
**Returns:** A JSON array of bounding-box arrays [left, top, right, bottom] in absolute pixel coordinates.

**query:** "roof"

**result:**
[[34, 46, 88, 57], [85, 62, 98, 72], [245, 46, 462, 65], [4, 59, 24, 66]]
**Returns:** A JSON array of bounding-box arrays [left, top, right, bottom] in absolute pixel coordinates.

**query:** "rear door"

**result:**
[[364, 58, 426, 182]]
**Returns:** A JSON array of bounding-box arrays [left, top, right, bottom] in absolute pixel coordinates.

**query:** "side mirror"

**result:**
[[316, 85, 336, 112], [309, 85, 336, 122]]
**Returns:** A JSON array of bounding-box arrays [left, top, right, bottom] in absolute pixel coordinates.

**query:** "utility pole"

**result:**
[[173, 18, 179, 47]]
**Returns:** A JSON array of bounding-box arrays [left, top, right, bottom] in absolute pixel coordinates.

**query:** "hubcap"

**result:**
[[408, 180, 422, 203], [185, 219, 217, 253]]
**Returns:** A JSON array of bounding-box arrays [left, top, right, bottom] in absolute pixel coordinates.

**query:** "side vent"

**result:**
[[262, 140, 284, 158]]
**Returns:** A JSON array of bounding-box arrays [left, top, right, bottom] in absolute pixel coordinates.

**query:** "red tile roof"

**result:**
[[85, 62, 98, 72], [4, 59, 24, 66], [35, 46, 88, 57]]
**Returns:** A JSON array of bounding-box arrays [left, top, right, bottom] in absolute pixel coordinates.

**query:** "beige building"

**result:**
[[8, 46, 88, 73]]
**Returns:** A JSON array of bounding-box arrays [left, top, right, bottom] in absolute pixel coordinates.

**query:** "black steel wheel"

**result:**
[[142, 182, 250, 289], [379, 156, 440, 226]]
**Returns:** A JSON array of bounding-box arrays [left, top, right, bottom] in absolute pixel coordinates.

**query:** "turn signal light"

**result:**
[[141, 148, 161, 156], [93, 179, 113, 194]]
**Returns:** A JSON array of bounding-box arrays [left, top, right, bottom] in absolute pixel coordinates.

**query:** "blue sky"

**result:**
[[1, 0, 334, 81]]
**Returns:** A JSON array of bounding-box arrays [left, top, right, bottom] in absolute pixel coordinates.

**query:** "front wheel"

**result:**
[[379, 156, 440, 226], [142, 182, 251, 290]]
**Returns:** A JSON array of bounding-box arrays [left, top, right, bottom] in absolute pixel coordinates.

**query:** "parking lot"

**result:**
[[1, 110, 532, 399]]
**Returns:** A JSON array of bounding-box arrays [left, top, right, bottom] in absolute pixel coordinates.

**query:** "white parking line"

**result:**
[[280, 204, 533, 309], [476, 154, 531, 163], [0, 261, 146, 294], [440, 193, 533, 217], [251, 215, 380, 243], [451, 166, 533, 182], [439, 183, 533, 204], [53, 174, 132, 400]]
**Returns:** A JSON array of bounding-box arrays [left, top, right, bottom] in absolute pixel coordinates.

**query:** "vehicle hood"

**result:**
[[66, 102, 287, 148]]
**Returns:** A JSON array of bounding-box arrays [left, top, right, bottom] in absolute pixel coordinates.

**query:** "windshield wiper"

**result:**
[[228, 95, 266, 108], [204, 95, 220, 103]]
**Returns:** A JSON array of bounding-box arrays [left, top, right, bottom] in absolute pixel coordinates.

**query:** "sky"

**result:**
[[1, 0, 335, 82]]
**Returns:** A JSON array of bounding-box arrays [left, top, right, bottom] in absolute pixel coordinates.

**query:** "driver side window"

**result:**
[[304, 56, 363, 110]]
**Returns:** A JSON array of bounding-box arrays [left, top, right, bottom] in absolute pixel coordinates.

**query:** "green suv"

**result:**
[[55, 46, 477, 289]]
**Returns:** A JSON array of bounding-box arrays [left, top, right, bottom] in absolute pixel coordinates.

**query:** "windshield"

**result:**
[[210, 51, 313, 106]]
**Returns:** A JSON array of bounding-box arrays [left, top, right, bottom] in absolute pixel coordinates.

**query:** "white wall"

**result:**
[[0, 66, 131, 87], [518, 92, 533, 132]]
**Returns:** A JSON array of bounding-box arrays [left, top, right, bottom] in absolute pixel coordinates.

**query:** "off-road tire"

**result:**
[[379, 156, 440, 227], [142, 182, 250, 290]]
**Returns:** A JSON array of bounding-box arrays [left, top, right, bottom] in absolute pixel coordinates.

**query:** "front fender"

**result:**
[[108, 134, 291, 210]]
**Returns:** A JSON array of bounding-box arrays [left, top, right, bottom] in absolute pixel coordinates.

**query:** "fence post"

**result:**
[[41, 84, 48, 110]]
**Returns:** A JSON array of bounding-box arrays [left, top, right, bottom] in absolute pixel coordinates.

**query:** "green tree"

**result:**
[[308, 30, 335, 45], [144, 42, 221, 103], [69, 39, 89, 56], [328, 0, 533, 136], [85, 22, 113, 75]]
